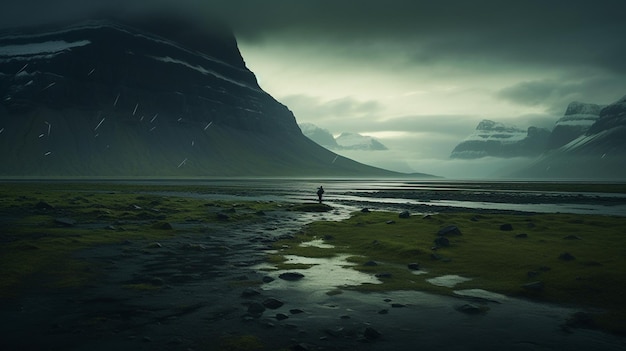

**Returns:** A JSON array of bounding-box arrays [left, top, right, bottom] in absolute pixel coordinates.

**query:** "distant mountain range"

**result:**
[[0, 16, 433, 178], [450, 97, 626, 179], [299, 123, 387, 151]]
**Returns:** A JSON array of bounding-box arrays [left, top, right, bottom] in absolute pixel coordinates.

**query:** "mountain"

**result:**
[[450, 119, 550, 159], [546, 101, 603, 150], [298, 123, 339, 149], [512, 95, 626, 179], [0, 16, 426, 178], [299, 123, 387, 151], [335, 132, 388, 151]]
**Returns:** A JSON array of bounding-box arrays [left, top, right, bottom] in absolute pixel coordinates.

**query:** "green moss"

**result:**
[[0, 182, 288, 298], [271, 210, 626, 334]]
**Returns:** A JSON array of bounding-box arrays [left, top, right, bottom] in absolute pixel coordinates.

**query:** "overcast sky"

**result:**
[[3, 0, 626, 177]]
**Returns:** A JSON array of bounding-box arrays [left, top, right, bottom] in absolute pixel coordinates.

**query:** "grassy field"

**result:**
[[269, 209, 626, 335], [0, 182, 286, 297]]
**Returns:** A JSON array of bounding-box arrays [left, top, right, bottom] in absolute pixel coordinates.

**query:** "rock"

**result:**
[[407, 262, 420, 270], [500, 223, 514, 231], [385, 220, 395, 224], [398, 211, 410, 218], [375, 273, 392, 279], [391, 303, 405, 308], [289, 309, 304, 314], [522, 281, 544, 291], [515, 233, 528, 238], [146, 242, 162, 249], [262, 298, 284, 309], [363, 327, 381, 340], [262, 276, 275, 283], [275, 313, 289, 321], [361, 208, 370, 213], [247, 302, 265, 315], [363, 260, 378, 266], [35, 201, 54, 210], [54, 217, 76, 227], [559, 252, 576, 261], [563, 235, 581, 240], [216, 213, 230, 221], [378, 309, 388, 314], [279, 272, 305, 281], [437, 225, 461, 236], [434, 236, 450, 247], [456, 303, 486, 314], [241, 288, 261, 298]]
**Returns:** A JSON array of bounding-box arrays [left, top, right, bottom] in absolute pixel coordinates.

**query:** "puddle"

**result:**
[[454, 289, 508, 303], [426, 275, 472, 288], [299, 239, 335, 249], [257, 254, 381, 291]]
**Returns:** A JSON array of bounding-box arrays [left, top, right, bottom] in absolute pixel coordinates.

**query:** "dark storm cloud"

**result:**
[[3, 0, 624, 74]]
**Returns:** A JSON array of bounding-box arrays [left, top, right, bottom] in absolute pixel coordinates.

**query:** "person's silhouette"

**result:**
[[316, 186, 324, 203]]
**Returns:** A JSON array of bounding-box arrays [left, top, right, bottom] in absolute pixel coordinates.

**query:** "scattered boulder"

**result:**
[[35, 201, 54, 210], [500, 223, 514, 231], [262, 298, 284, 309], [247, 302, 266, 315], [456, 303, 487, 314], [522, 281, 544, 291], [515, 233, 528, 239], [398, 211, 410, 219], [241, 288, 261, 298], [363, 327, 382, 340], [437, 225, 461, 236], [262, 276, 275, 283], [275, 313, 289, 321], [279, 272, 305, 281], [559, 252, 576, 261], [363, 260, 378, 267], [407, 262, 420, 270], [375, 273, 393, 279], [361, 208, 370, 213], [54, 217, 76, 227], [289, 309, 305, 314], [434, 236, 450, 247], [385, 220, 395, 224]]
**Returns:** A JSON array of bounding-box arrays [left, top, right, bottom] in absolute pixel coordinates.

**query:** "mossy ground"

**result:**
[[0, 182, 286, 298], [269, 210, 626, 335]]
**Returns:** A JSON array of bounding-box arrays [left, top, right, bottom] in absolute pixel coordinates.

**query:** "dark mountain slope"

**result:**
[[0, 17, 425, 177]]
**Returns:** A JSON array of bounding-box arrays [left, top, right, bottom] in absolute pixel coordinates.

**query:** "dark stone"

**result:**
[[559, 252, 576, 261], [398, 211, 410, 218], [500, 223, 514, 231], [275, 313, 289, 321], [279, 272, 305, 281], [54, 217, 76, 227], [363, 260, 378, 266], [515, 233, 528, 238], [456, 303, 486, 314], [263, 298, 284, 309], [378, 309, 388, 314], [375, 273, 392, 279], [289, 309, 304, 314], [247, 302, 265, 315], [422, 214, 432, 220], [385, 220, 395, 224], [361, 208, 370, 213], [241, 288, 261, 298], [35, 201, 55, 210], [391, 303, 405, 308], [216, 213, 230, 221], [437, 225, 461, 236], [363, 327, 381, 340], [407, 262, 420, 270], [434, 236, 450, 247], [262, 276, 275, 283], [522, 281, 544, 291]]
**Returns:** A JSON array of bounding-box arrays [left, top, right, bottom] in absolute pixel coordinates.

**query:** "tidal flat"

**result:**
[[0, 180, 625, 350]]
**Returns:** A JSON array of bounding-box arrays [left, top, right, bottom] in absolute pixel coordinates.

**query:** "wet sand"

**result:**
[[1, 180, 625, 350]]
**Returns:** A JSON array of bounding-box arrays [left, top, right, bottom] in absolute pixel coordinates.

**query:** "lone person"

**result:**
[[316, 186, 325, 203]]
